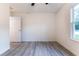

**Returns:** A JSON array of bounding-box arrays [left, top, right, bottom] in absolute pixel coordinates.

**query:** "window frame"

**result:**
[[71, 4, 79, 41]]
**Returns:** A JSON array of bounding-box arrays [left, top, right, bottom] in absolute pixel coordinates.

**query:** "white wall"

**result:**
[[12, 13, 56, 41], [0, 4, 10, 55], [11, 4, 79, 55], [56, 4, 79, 55]]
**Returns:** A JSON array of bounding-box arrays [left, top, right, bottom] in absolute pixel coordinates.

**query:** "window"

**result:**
[[71, 4, 79, 41]]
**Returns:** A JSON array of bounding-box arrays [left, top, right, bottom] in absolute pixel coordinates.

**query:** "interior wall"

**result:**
[[0, 4, 10, 55], [56, 4, 79, 55], [12, 13, 56, 41]]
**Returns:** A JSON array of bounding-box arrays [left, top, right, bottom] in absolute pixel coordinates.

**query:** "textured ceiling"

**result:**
[[10, 3, 64, 13]]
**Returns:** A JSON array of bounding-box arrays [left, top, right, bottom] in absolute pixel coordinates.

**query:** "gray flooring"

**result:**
[[1, 42, 74, 56]]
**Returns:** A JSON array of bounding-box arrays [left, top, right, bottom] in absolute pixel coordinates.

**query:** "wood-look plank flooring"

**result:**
[[1, 42, 74, 56]]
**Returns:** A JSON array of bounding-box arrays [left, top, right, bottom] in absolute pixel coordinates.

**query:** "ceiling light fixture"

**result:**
[[31, 3, 48, 6], [45, 3, 48, 5], [31, 3, 35, 6]]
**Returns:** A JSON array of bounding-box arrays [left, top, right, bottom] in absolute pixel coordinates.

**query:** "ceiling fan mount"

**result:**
[[45, 3, 48, 5], [31, 3, 35, 6], [31, 3, 48, 6]]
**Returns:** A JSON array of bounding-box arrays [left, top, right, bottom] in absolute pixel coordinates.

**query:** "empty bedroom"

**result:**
[[0, 3, 79, 56]]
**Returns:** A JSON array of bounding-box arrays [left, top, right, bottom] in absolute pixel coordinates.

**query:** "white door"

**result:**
[[10, 16, 21, 42]]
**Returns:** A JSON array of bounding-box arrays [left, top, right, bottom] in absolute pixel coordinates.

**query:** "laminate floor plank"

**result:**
[[23, 42, 36, 56], [34, 42, 50, 56], [46, 42, 63, 56], [1, 42, 74, 56]]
